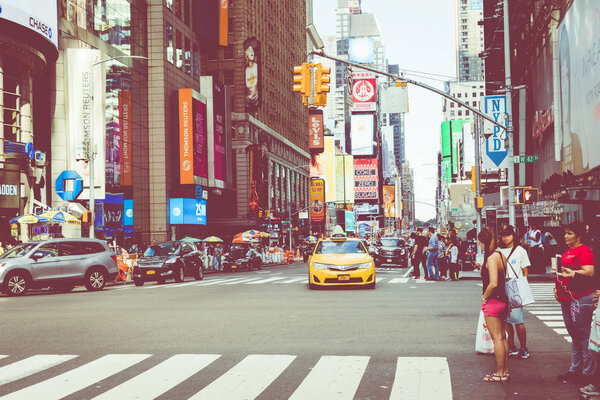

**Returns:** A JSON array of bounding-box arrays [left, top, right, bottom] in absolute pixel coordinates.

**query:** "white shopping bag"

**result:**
[[475, 310, 495, 354]]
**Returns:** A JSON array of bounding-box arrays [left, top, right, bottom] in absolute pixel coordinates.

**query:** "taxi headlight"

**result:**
[[312, 262, 330, 270], [356, 262, 373, 269]]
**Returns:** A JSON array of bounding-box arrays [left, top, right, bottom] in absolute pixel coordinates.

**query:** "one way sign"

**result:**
[[482, 95, 509, 169]]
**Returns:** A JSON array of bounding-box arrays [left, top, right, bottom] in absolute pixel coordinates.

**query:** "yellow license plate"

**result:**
[[146, 270, 155, 275], [387, 258, 393, 262], [231, 265, 237, 269], [338, 275, 350, 281]]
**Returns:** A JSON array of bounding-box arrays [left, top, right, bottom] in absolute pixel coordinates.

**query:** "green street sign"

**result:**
[[514, 155, 539, 163]]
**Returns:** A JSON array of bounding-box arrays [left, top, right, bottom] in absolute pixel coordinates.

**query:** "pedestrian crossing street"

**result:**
[[0, 353, 453, 400], [523, 283, 571, 343]]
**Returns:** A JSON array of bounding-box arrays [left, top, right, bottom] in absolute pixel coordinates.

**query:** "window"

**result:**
[[193, 45, 199, 79], [466, 110, 470, 116], [457, 93, 462, 98], [166, 24, 174, 63], [472, 92, 477, 97], [480, 92, 484, 96], [166, 0, 173, 10], [35, 244, 58, 259], [184, 0, 190, 25], [223, 45, 233, 59], [60, 242, 86, 256], [176, 30, 183, 68], [2, 74, 20, 142], [450, 111, 455, 117], [184, 37, 191, 75], [458, 110, 462, 116], [224, 70, 234, 86], [472, 101, 477, 107], [450, 102, 455, 108]]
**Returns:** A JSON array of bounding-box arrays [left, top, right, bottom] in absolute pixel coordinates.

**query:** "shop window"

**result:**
[[166, 23, 174, 64], [184, 37, 191, 75], [176, 30, 183, 68]]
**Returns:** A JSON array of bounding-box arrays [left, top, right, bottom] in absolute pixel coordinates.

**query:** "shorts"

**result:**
[[507, 307, 524, 324], [482, 299, 508, 318]]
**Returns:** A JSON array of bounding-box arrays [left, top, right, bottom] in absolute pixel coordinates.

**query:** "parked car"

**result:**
[[222, 245, 263, 272], [373, 237, 409, 268], [0, 238, 118, 296], [132, 241, 204, 286]]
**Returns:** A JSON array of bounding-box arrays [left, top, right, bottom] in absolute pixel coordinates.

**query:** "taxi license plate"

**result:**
[[338, 275, 350, 281], [387, 258, 393, 262], [231, 265, 237, 269], [146, 270, 155, 275]]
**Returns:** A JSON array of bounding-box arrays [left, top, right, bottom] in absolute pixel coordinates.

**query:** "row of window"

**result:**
[[166, 23, 200, 78]]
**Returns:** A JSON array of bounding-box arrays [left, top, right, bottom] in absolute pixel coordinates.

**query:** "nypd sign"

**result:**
[[483, 95, 509, 169]]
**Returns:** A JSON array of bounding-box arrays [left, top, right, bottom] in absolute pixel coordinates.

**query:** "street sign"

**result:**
[[482, 96, 509, 169], [55, 170, 83, 201], [514, 155, 539, 163]]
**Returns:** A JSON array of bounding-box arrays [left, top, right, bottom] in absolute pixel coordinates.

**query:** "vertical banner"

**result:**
[[310, 178, 325, 223], [483, 96, 509, 169], [244, 38, 261, 111], [219, 0, 229, 46], [383, 185, 395, 218], [179, 88, 194, 184], [353, 158, 378, 201], [65, 48, 105, 200], [193, 98, 208, 180], [213, 81, 226, 182], [119, 90, 132, 186], [309, 108, 324, 151]]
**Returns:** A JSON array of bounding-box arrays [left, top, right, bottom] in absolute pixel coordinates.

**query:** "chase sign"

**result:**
[[56, 170, 83, 201]]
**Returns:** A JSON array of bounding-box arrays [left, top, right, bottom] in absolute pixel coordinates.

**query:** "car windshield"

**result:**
[[380, 239, 401, 247], [315, 240, 366, 254], [143, 242, 179, 257], [0, 243, 38, 259]]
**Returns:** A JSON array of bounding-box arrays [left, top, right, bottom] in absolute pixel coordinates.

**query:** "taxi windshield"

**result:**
[[314, 240, 366, 255]]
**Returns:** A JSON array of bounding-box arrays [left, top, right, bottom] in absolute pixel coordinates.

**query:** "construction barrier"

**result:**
[[284, 251, 295, 264]]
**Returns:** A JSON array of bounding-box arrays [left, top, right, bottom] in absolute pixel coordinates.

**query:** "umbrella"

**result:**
[[180, 237, 201, 242], [10, 214, 48, 224], [39, 210, 80, 225], [232, 236, 252, 243], [203, 236, 224, 243], [234, 230, 259, 238], [304, 236, 318, 243]]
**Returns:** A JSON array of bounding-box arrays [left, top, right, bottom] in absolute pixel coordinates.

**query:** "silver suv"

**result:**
[[0, 238, 118, 296]]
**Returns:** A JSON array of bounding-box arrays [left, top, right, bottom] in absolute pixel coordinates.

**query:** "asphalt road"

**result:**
[[0, 263, 584, 399]]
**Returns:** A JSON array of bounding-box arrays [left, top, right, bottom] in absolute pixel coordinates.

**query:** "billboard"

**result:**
[[349, 37, 375, 64], [558, 0, 600, 175], [219, 0, 229, 46], [310, 178, 325, 223], [119, 90, 132, 186], [351, 114, 374, 155], [352, 72, 376, 112], [169, 198, 207, 225], [345, 211, 356, 232], [213, 81, 226, 182], [0, 169, 20, 210], [0, 1, 58, 48], [244, 37, 261, 111], [178, 89, 208, 184], [383, 185, 396, 218], [309, 108, 324, 151], [354, 158, 378, 201], [65, 48, 105, 201]]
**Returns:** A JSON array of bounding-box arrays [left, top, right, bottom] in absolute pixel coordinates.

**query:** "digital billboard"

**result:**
[[213, 81, 226, 182], [119, 90, 132, 186], [350, 114, 374, 155], [352, 72, 376, 112], [354, 158, 378, 201], [169, 198, 207, 225], [383, 185, 395, 218], [348, 37, 375, 64], [0, 1, 58, 48], [310, 178, 325, 223]]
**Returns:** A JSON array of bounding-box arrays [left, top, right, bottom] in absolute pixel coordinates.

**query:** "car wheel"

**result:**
[[84, 268, 107, 291], [174, 265, 184, 283], [134, 279, 144, 287], [3, 271, 30, 296], [194, 263, 204, 280]]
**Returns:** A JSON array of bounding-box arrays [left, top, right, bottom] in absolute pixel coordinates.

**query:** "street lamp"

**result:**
[[88, 55, 148, 238]]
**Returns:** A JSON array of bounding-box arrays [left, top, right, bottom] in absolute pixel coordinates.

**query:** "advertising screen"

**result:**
[[119, 90, 132, 187], [352, 72, 376, 112], [354, 158, 378, 201], [345, 211, 356, 232], [169, 198, 207, 225], [0, 169, 20, 209], [213, 81, 226, 182], [350, 114, 374, 155], [179, 89, 208, 184], [310, 179, 325, 223], [123, 199, 133, 226], [0, 1, 58, 48], [348, 37, 375, 64], [383, 185, 395, 218]]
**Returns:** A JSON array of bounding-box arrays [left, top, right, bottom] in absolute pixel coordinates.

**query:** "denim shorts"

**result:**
[[507, 307, 524, 324]]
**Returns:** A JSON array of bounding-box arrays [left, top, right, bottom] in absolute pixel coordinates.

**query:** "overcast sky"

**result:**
[[313, 0, 457, 222]]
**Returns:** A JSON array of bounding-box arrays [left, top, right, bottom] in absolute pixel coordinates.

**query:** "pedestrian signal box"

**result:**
[[516, 187, 539, 204]]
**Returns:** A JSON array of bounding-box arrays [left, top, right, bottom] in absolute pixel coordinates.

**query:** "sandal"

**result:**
[[483, 373, 510, 383]]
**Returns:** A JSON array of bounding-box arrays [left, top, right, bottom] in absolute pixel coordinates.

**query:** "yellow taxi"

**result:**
[[308, 227, 376, 289]]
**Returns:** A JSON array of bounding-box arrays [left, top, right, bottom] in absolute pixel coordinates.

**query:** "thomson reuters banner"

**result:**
[[309, 108, 324, 151], [310, 178, 325, 223], [178, 88, 208, 184]]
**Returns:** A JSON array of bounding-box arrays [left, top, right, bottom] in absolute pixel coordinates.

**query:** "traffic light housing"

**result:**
[[475, 196, 483, 209], [258, 210, 263, 218], [519, 188, 539, 204], [471, 166, 477, 192], [293, 63, 311, 104], [314, 63, 330, 94]]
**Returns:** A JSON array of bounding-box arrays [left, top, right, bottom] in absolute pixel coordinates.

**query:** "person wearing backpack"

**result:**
[[499, 225, 532, 359]]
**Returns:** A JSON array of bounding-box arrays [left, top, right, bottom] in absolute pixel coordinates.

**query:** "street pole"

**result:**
[[474, 116, 483, 251], [287, 169, 292, 251], [504, 0, 516, 227]]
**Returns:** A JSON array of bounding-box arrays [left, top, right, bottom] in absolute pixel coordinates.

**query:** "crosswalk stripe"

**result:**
[[554, 328, 569, 335], [220, 278, 262, 285], [92, 354, 220, 400], [389, 278, 409, 284], [0, 354, 150, 400], [193, 278, 233, 286], [529, 311, 563, 315], [275, 277, 306, 284], [0, 355, 77, 386], [165, 281, 207, 289], [288, 356, 369, 400], [389, 357, 452, 400], [245, 277, 286, 284], [543, 321, 565, 327], [537, 315, 564, 320], [189, 354, 295, 400]]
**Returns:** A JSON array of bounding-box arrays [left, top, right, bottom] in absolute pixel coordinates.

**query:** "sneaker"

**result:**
[[413, 276, 420, 280], [580, 383, 600, 396], [518, 348, 530, 359], [558, 371, 582, 383], [508, 348, 519, 357]]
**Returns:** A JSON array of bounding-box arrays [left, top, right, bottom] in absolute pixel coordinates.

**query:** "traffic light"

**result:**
[[474, 196, 483, 209], [471, 166, 477, 192], [258, 210, 263, 218], [314, 63, 330, 94], [293, 63, 311, 104]]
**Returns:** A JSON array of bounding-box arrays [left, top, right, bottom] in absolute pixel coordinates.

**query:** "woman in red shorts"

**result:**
[[479, 228, 510, 382]]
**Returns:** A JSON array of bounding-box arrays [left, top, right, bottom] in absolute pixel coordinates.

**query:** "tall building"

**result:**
[[401, 161, 415, 226], [455, 0, 485, 82]]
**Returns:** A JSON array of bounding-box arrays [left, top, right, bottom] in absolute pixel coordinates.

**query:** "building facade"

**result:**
[[455, 0, 485, 82]]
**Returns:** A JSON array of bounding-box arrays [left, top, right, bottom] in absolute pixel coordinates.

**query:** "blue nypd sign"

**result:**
[[55, 170, 83, 201], [483, 95, 509, 169]]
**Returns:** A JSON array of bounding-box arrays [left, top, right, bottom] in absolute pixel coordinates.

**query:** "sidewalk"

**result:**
[[460, 266, 556, 282]]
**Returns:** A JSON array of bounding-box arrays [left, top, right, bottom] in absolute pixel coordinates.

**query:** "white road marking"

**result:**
[[93, 354, 220, 400], [190, 278, 233, 286], [189, 355, 295, 400], [554, 328, 569, 335], [543, 321, 565, 327], [219, 278, 262, 285], [0, 355, 77, 386], [402, 267, 413, 278], [389, 278, 409, 284], [288, 356, 369, 400], [0, 354, 150, 400], [537, 315, 564, 321], [389, 357, 452, 400], [529, 310, 563, 315], [244, 277, 286, 284], [275, 277, 306, 284]]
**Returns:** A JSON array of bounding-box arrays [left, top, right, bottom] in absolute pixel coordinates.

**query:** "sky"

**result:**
[[313, 0, 457, 222]]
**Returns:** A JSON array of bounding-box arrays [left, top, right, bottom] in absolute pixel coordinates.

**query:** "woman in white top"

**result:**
[[499, 225, 532, 359], [446, 238, 459, 280]]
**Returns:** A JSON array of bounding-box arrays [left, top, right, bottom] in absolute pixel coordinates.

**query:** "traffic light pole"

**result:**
[[474, 116, 483, 250], [503, 0, 516, 227]]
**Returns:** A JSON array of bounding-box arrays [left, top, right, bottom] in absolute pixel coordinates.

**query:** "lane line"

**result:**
[[389, 357, 452, 400], [189, 355, 295, 400], [93, 354, 220, 400], [0, 354, 151, 400], [0, 355, 78, 386], [289, 356, 370, 400]]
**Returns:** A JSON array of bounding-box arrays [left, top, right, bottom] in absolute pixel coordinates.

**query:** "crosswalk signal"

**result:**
[[293, 63, 311, 105], [314, 63, 330, 94], [518, 188, 539, 204]]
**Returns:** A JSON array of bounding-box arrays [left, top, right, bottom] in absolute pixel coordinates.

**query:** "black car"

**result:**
[[374, 237, 409, 268], [222, 245, 263, 272], [301, 243, 316, 262], [133, 241, 204, 286]]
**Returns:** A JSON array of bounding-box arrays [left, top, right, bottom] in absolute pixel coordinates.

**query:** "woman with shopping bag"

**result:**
[[478, 228, 510, 383]]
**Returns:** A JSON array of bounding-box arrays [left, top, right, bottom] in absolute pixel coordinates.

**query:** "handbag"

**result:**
[[475, 310, 495, 354], [589, 306, 600, 353], [504, 247, 535, 308]]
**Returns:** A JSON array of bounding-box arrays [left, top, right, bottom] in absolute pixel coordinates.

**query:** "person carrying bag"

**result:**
[[504, 247, 535, 308]]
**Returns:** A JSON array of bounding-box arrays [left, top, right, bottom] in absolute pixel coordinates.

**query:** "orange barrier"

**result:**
[[116, 254, 139, 282], [284, 251, 295, 264]]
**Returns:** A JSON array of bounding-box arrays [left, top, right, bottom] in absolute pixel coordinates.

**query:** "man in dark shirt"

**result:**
[[411, 228, 429, 280]]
